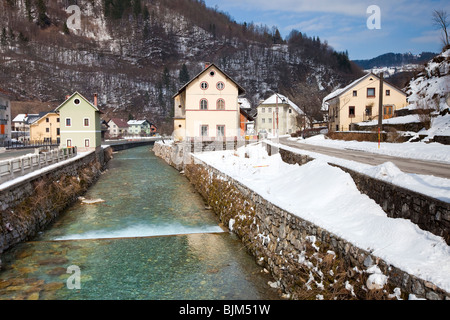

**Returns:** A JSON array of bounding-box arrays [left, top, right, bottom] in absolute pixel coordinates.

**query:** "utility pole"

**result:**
[[378, 73, 384, 148]]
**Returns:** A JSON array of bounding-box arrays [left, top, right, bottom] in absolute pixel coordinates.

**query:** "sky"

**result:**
[[203, 0, 450, 60]]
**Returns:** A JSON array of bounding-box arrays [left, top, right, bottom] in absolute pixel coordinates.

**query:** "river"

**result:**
[[0, 146, 280, 300]]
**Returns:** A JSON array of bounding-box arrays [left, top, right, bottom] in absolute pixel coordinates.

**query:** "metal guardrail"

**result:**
[[0, 147, 77, 185]]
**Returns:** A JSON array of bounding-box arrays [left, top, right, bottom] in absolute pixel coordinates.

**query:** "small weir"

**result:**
[[0, 146, 279, 300]]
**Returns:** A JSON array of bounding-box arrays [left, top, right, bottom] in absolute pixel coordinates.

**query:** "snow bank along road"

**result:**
[[279, 137, 450, 179]]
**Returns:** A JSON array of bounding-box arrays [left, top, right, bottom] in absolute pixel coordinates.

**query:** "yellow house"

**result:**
[[322, 73, 408, 132], [173, 63, 245, 141], [29, 111, 60, 144]]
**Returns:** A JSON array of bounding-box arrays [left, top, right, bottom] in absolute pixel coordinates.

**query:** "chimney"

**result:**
[[94, 93, 98, 107], [65, 95, 70, 100], [205, 62, 211, 69]]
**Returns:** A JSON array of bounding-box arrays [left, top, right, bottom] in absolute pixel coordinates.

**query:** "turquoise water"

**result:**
[[0, 146, 279, 300]]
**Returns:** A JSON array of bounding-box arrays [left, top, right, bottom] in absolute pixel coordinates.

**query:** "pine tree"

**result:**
[[179, 64, 190, 85], [1, 28, 7, 46], [36, 0, 51, 28], [63, 22, 70, 35]]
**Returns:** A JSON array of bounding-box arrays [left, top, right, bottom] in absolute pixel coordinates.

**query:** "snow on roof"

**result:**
[[260, 93, 304, 115], [238, 98, 252, 109], [127, 120, 148, 125], [12, 114, 28, 122]]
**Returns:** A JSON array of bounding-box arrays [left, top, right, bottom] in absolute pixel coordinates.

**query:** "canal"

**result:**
[[0, 146, 280, 300]]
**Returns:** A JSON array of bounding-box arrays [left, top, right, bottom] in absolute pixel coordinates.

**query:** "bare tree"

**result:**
[[432, 9, 449, 47]]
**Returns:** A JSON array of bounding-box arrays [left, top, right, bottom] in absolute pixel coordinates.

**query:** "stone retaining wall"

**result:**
[[0, 147, 112, 261], [153, 142, 449, 300], [265, 143, 450, 245]]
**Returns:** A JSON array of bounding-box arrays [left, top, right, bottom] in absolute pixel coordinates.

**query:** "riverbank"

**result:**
[[0, 147, 113, 267], [153, 140, 450, 300]]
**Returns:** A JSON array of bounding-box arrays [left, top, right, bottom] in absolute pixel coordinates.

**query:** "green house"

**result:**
[[55, 92, 102, 152]]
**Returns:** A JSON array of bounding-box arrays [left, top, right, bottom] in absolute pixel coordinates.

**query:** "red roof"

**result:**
[[109, 118, 129, 128]]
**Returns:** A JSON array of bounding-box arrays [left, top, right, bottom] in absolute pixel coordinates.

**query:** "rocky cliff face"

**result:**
[[0, 0, 363, 132]]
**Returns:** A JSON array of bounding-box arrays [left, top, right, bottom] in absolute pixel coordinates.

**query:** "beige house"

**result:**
[[29, 111, 60, 143], [55, 92, 102, 152], [256, 93, 306, 136], [173, 63, 245, 141], [322, 72, 408, 132]]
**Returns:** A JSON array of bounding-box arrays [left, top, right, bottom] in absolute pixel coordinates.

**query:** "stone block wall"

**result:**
[[183, 158, 449, 300], [0, 147, 112, 259], [264, 142, 450, 245]]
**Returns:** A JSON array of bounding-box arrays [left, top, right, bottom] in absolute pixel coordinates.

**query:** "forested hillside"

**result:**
[[0, 0, 363, 132]]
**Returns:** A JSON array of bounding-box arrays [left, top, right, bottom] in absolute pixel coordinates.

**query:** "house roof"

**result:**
[[55, 91, 101, 113], [0, 87, 13, 99], [172, 63, 245, 98], [321, 72, 407, 111], [128, 120, 149, 125], [29, 111, 58, 126], [259, 93, 304, 115], [240, 108, 254, 121], [108, 118, 129, 128]]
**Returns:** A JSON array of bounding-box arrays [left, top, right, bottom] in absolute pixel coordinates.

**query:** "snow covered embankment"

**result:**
[[194, 144, 450, 299]]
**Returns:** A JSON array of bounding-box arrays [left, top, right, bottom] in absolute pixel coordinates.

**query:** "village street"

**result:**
[[278, 137, 450, 179]]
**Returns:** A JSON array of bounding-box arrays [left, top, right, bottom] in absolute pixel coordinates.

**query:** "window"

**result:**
[[57, 118, 60, 122], [365, 106, 372, 116], [65, 118, 71, 127], [46, 128, 50, 133], [367, 88, 375, 97], [269, 118, 272, 123], [67, 139, 72, 147], [84, 118, 90, 127], [386, 89, 391, 96], [349, 106, 355, 118], [289, 109, 292, 114], [262, 118, 265, 124], [85, 139, 90, 147], [74, 98, 80, 105], [209, 71, 215, 77], [353, 90, 357, 97], [200, 99, 208, 110], [216, 99, 225, 110], [268, 108, 272, 113], [57, 128, 60, 135], [200, 81, 208, 90], [217, 125, 225, 137], [262, 108, 265, 113], [200, 125, 208, 137], [46, 117, 49, 122], [216, 82, 224, 90]]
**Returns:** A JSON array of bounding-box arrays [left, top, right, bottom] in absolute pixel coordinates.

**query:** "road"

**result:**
[[278, 137, 450, 179]]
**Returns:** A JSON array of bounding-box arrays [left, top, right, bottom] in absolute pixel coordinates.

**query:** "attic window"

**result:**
[[200, 81, 209, 90], [74, 99, 80, 105], [209, 71, 215, 77], [216, 82, 225, 90]]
